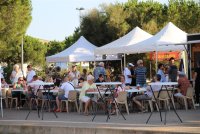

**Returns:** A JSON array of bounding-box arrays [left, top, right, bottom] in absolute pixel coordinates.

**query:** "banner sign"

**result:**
[[149, 51, 180, 61]]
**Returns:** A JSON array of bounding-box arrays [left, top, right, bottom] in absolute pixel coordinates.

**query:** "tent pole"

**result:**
[[124, 53, 126, 69], [121, 59, 123, 74], [150, 61, 152, 80], [155, 49, 158, 73], [0, 65, 1, 90]]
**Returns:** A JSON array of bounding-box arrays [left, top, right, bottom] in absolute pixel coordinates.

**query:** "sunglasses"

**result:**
[[19, 80, 24, 81]]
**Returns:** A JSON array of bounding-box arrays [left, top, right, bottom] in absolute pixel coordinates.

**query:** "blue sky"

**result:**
[[26, 0, 168, 41]]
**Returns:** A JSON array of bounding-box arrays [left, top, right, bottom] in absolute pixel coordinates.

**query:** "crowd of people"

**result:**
[[0, 57, 199, 115]]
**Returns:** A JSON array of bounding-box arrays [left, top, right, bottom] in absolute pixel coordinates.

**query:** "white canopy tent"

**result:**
[[94, 27, 152, 55], [127, 22, 187, 54], [46, 36, 97, 63], [128, 22, 187, 72]]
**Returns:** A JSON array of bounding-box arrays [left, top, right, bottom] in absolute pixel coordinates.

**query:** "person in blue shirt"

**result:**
[[93, 62, 106, 81], [157, 63, 166, 82], [134, 60, 147, 87]]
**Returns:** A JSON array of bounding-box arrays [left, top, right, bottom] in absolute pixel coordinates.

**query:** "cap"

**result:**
[[128, 63, 134, 67]]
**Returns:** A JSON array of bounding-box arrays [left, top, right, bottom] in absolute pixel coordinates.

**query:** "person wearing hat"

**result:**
[[174, 72, 190, 97], [123, 63, 134, 86]]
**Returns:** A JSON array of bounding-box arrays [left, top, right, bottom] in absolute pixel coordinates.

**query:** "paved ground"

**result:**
[[0, 107, 199, 124], [0, 107, 199, 134]]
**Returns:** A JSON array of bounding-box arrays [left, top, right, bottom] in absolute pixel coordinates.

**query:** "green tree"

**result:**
[[0, 0, 32, 64], [168, 0, 200, 33], [24, 36, 47, 66], [65, 27, 81, 48], [80, 8, 111, 47], [46, 41, 65, 57]]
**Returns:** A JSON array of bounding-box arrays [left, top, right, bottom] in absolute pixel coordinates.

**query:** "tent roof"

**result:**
[[46, 36, 97, 62], [94, 27, 152, 55], [127, 22, 187, 54]]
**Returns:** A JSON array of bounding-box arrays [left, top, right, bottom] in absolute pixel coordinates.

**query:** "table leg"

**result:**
[[109, 87, 126, 121], [42, 88, 58, 120], [165, 85, 182, 123], [92, 87, 110, 122], [146, 85, 162, 124], [164, 108, 167, 125]]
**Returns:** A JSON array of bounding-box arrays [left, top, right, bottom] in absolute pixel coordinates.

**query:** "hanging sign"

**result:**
[[149, 51, 180, 61]]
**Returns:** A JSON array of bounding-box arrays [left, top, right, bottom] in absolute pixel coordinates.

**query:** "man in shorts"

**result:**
[[55, 74, 74, 112], [133, 74, 162, 112]]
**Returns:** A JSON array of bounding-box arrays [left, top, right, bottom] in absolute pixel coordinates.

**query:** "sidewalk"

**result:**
[[0, 108, 199, 134]]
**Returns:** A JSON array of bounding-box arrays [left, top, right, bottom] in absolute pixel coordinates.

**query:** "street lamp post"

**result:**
[[21, 36, 24, 77], [76, 7, 84, 23]]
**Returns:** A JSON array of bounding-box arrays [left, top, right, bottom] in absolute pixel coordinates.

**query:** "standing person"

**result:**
[[80, 68, 87, 81], [134, 60, 147, 87], [10, 64, 23, 84], [70, 64, 80, 87], [0, 69, 4, 79], [106, 66, 112, 82], [130, 65, 136, 86], [123, 63, 134, 86], [26, 65, 36, 83], [168, 57, 178, 82], [194, 61, 200, 106], [157, 63, 166, 82], [93, 62, 106, 81]]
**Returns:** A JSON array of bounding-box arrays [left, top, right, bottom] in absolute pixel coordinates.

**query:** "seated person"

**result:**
[[13, 77, 27, 108], [133, 74, 162, 112], [109, 75, 130, 114], [55, 74, 74, 112], [95, 74, 105, 83], [174, 72, 190, 97], [1, 78, 8, 88], [79, 75, 97, 116], [28, 75, 44, 100], [95, 74, 105, 88], [77, 77, 85, 88], [44, 76, 56, 100], [118, 75, 131, 90]]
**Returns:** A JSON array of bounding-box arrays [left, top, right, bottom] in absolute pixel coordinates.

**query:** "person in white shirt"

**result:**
[[55, 73, 74, 112], [69, 64, 80, 87], [0, 72, 4, 79], [123, 63, 134, 85], [26, 65, 36, 83], [10, 64, 23, 84], [28, 75, 44, 97], [133, 74, 162, 112], [27, 75, 44, 107]]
